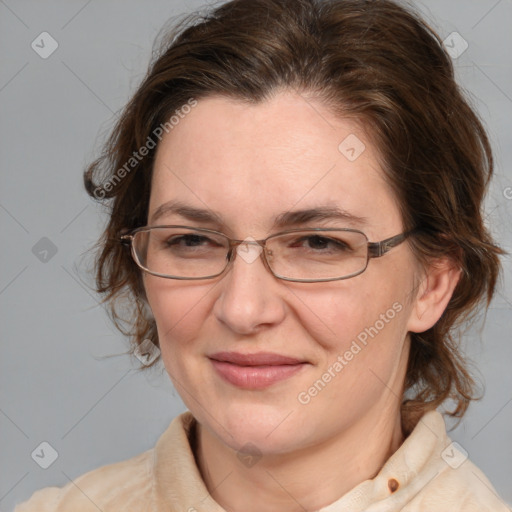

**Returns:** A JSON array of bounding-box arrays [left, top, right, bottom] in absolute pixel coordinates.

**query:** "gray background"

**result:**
[[1, 0, 511, 510]]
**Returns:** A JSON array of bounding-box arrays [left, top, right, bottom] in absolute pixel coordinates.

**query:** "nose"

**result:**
[[212, 240, 286, 335]]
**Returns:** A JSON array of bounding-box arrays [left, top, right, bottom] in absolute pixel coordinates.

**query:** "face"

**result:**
[[145, 91, 421, 455]]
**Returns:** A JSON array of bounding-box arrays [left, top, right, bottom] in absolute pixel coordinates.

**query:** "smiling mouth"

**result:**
[[208, 352, 308, 389]]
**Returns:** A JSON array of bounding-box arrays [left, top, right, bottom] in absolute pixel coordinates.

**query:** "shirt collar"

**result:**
[[152, 409, 449, 511]]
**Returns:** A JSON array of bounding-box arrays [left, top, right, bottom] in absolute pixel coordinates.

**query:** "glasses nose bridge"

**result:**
[[229, 236, 268, 250], [226, 236, 272, 271]]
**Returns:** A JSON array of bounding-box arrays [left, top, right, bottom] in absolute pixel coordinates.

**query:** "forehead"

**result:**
[[150, 92, 401, 236]]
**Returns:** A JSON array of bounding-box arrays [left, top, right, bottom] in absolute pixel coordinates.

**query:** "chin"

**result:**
[[198, 400, 315, 455]]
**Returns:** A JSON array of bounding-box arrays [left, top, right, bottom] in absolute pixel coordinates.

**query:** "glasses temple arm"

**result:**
[[368, 232, 410, 258]]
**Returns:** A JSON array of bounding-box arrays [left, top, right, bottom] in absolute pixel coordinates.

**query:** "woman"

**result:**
[[16, 0, 509, 510]]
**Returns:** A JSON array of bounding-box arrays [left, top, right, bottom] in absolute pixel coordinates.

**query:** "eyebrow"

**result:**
[[149, 199, 367, 230]]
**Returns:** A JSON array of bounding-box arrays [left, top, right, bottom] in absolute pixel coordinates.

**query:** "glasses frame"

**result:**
[[120, 225, 412, 283]]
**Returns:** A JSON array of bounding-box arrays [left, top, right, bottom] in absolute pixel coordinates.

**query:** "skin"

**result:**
[[144, 91, 460, 512]]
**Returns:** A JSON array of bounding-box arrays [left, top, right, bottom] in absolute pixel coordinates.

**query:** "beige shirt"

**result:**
[[15, 410, 510, 511]]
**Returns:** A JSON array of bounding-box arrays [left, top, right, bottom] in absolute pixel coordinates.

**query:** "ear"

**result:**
[[406, 258, 461, 333]]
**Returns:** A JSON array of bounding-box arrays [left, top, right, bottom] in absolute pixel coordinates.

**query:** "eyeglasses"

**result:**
[[120, 225, 411, 283]]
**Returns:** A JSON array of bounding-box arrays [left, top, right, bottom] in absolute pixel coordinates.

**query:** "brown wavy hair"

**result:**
[[84, 0, 503, 433]]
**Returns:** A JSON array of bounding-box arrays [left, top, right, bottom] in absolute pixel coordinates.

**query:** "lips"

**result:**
[[209, 351, 305, 366], [208, 351, 308, 389]]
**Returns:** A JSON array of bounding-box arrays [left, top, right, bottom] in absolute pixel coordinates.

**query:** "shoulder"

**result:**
[[413, 455, 511, 511], [14, 449, 155, 512], [14, 412, 197, 512], [387, 410, 511, 511]]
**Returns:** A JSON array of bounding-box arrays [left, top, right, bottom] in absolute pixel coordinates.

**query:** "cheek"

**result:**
[[289, 283, 403, 351], [298, 282, 412, 394], [302, 289, 410, 399], [144, 264, 413, 368], [144, 278, 212, 355]]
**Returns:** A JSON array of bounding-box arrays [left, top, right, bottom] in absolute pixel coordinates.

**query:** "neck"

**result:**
[[194, 404, 405, 512]]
